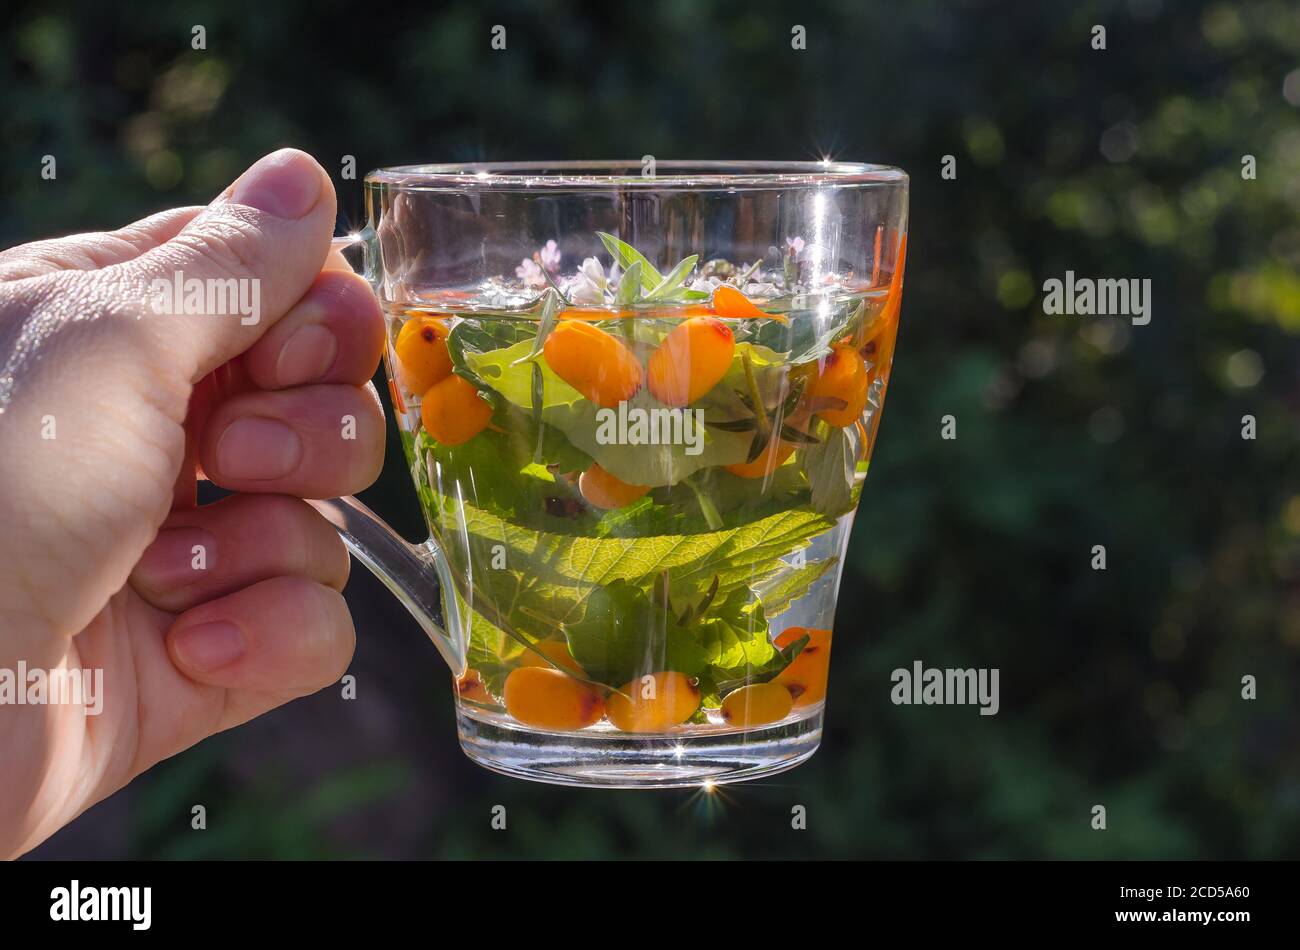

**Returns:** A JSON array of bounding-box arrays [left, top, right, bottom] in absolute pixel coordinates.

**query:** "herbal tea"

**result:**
[[387, 229, 905, 738]]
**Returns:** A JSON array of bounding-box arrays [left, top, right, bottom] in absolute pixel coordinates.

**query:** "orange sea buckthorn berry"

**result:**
[[420, 373, 493, 445], [578, 463, 651, 510], [860, 234, 907, 384], [646, 304, 716, 319], [710, 284, 786, 322], [557, 307, 617, 321], [542, 320, 643, 407], [646, 316, 735, 406], [387, 376, 408, 416], [455, 670, 493, 704], [867, 320, 899, 386], [502, 667, 605, 731], [519, 638, 585, 676], [724, 439, 796, 479], [605, 672, 700, 733], [720, 681, 794, 727], [880, 233, 907, 326], [808, 343, 869, 427], [394, 316, 452, 395], [773, 627, 832, 707]]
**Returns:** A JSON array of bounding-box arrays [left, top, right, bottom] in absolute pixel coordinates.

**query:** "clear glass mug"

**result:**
[[313, 161, 908, 787]]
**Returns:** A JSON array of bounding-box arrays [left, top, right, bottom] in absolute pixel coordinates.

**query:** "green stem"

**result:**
[[742, 351, 769, 431], [685, 474, 723, 531]]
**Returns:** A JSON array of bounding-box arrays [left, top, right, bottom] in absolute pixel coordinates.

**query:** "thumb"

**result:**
[[125, 148, 337, 381]]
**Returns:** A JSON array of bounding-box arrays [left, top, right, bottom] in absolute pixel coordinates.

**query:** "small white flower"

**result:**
[[516, 257, 546, 288], [581, 256, 606, 288], [563, 278, 596, 304], [785, 236, 805, 257], [565, 256, 608, 303], [539, 239, 562, 272]]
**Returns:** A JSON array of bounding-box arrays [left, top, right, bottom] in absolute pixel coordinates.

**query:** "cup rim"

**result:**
[[364, 159, 907, 191]]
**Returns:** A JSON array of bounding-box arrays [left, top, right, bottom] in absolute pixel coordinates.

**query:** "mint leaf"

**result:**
[[424, 490, 836, 651], [615, 259, 643, 304], [420, 422, 588, 519], [645, 254, 699, 301], [495, 406, 593, 473], [737, 296, 862, 363], [448, 319, 534, 391], [707, 631, 809, 701], [509, 288, 562, 366], [563, 579, 707, 685], [751, 556, 837, 617], [802, 424, 856, 517], [466, 338, 584, 409], [596, 231, 663, 290], [698, 588, 775, 671]]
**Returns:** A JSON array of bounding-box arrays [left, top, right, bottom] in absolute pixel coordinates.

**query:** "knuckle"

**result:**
[[170, 216, 263, 279]]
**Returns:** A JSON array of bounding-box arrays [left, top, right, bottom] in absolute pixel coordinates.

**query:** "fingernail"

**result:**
[[231, 149, 322, 219], [276, 324, 338, 386], [216, 416, 302, 480], [134, 527, 217, 590], [172, 621, 245, 672]]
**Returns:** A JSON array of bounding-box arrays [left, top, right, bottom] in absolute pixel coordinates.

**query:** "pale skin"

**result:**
[[0, 149, 385, 858]]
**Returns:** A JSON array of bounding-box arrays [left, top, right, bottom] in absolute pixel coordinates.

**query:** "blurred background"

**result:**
[[5, 0, 1298, 859]]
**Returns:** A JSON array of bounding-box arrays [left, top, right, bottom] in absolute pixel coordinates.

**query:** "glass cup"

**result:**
[[315, 160, 908, 787]]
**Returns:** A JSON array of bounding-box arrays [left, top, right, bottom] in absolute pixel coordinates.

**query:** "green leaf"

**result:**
[[779, 632, 811, 664], [645, 254, 699, 301], [802, 424, 856, 517], [495, 406, 593, 474], [779, 423, 821, 445], [448, 319, 535, 390], [615, 259, 643, 304], [509, 288, 562, 365], [420, 421, 589, 519], [596, 231, 664, 290], [844, 298, 871, 348], [465, 643, 515, 697], [563, 579, 707, 685], [432, 493, 835, 629], [698, 588, 775, 671], [529, 361, 545, 461], [539, 260, 573, 305], [737, 295, 865, 363], [708, 631, 809, 699], [751, 556, 837, 616], [466, 338, 585, 409]]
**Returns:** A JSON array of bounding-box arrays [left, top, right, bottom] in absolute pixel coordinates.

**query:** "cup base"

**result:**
[[456, 706, 823, 788]]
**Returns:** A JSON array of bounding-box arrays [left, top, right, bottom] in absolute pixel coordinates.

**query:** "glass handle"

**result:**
[[331, 227, 377, 282], [306, 495, 465, 675]]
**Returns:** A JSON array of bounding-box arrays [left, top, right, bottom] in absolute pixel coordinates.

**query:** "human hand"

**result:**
[[0, 149, 384, 857]]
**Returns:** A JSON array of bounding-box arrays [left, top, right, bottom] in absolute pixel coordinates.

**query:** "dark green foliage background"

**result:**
[[6, 0, 1297, 859]]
